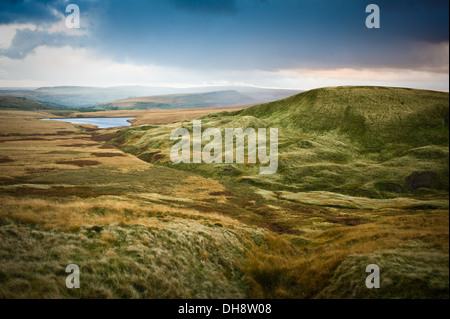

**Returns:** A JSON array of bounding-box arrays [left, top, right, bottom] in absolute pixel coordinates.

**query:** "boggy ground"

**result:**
[[0, 108, 448, 298]]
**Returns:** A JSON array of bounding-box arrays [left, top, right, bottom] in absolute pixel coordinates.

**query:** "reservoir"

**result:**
[[41, 117, 134, 129]]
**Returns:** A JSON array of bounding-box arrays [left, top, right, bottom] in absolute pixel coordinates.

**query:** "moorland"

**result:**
[[0, 86, 448, 298]]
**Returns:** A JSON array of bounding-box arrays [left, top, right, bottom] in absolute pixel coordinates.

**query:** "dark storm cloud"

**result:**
[[0, 0, 63, 25], [0, 0, 96, 60], [86, 0, 448, 70], [0, 0, 100, 25], [171, 0, 238, 14], [378, 0, 448, 43], [1, 0, 448, 71]]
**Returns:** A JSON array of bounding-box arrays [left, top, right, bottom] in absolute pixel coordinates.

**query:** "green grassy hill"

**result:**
[[0, 86, 448, 299], [240, 86, 448, 150], [0, 96, 51, 110], [112, 86, 449, 199]]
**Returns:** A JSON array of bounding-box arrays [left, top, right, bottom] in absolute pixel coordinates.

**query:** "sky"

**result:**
[[0, 0, 448, 91]]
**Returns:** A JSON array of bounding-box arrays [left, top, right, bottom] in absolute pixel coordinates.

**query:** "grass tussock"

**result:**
[[0, 89, 448, 299], [241, 212, 448, 299], [0, 221, 263, 298], [112, 87, 448, 198]]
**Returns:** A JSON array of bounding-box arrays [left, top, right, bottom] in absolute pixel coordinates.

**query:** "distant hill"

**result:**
[[113, 86, 449, 198], [0, 86, 131, 108], [0, 86, 301, 109], [99, 90, 256, 110], [0, 96, 51, 110]]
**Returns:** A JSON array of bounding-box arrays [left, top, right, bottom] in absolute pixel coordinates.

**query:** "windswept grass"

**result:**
[[0, 220, 263, 298], [242, 212, 449, 299], [0, 87, 448, 299], [112, 87, 449, 198]]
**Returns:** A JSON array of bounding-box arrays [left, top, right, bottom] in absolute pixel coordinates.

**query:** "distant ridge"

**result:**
[[0, 85, 301, 109], [0, 96, 51, 110], [99, 90, 256, 110]]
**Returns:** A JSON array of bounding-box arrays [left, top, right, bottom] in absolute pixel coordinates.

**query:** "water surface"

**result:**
[[41, 117, 134, 129]]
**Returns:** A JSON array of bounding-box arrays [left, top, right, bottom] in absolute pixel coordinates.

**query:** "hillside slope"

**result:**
[[240, 86, 449, 150], [99, 90, 255, 110], [0, 86, 300, 109], [0, 93, 448, 299], [0, 96, 51, 110], [112, 86, 449, 199]]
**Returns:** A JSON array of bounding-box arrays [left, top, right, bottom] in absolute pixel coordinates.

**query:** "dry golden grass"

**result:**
[[243, 211, 449, 298], [0, 137, 150, 176], [0, 109, 448, 299], [0, 219, 265, 298], [0, 110, 77, 135], [0, 195, 241, 231], [69, 107, 245, 126]]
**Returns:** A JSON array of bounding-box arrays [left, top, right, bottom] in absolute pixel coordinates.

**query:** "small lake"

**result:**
[[41, 117, 135, 129]]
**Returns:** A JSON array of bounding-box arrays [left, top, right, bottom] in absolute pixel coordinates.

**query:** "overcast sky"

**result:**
[[0, 0, 448, 91]]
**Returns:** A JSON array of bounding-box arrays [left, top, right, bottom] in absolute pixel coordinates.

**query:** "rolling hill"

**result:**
[[98, 90, 256, 110], [0, 86, 301, 109], [0, 96, 51, 110], [112, 86, 449, 199], [0, 86, 135, 108], [0, 86, 448, 299], [239, 86, 449, 150]]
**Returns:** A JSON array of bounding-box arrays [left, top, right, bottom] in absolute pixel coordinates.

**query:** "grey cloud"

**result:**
[[0, 28, 86, 59], [0, 0, 63, 25]]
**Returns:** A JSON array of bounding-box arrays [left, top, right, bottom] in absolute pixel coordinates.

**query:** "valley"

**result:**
[[0, 87, 448, 299]]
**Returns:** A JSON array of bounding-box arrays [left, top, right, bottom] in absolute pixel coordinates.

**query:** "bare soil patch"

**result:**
[[56, 160, 101, 167], [91, 152, 125, 158], [59, 143, 98, 148], [0, 157, 13, 163]]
